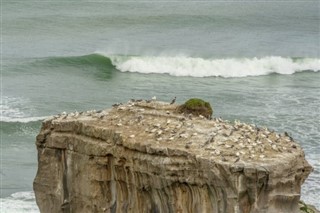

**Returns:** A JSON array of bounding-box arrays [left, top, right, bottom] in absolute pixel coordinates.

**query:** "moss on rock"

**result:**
[[177, 98, 213, 119], [299, 201, 318, 213]]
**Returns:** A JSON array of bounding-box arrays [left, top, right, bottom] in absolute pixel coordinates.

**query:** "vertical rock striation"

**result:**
[[33, 100, 313, 213]]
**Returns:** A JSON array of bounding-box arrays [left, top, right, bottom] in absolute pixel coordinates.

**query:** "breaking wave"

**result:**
[[106, 54, 320, 78], [33, 53, 319, 78]]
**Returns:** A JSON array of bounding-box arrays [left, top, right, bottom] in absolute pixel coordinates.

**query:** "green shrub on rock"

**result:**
[[177, 98, 213, 119], [299, 201, 317, 213]]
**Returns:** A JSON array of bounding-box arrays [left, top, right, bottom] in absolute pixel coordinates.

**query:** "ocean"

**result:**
[[1, 1, 319, 212]]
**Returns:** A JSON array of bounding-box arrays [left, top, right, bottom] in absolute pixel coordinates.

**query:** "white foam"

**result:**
[[0, 191, 39, 213], [0, 96, 47, 123], [0, 116, 48, 123], [106, 55, 320, 78], [0, 96, 26, 119]]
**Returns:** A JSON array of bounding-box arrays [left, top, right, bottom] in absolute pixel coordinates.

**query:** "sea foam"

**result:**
[[106, 55, 320, 78], [0, 191, 39, 213], [0, 116, 48, 123], [0, 96, 47, 123], [1, 96, 26, 120]]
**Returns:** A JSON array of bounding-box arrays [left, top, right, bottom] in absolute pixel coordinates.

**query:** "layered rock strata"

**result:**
[[33, 100, 313, 213]]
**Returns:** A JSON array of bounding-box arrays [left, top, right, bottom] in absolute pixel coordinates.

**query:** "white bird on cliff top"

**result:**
[[152, 96, 157, 101]]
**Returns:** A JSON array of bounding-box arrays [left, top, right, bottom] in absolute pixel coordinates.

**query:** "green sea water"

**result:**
[[1, 1, 319, 211]]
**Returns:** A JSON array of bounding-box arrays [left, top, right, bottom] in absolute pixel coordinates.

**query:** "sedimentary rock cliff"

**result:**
[[33, 100, 313, 213]]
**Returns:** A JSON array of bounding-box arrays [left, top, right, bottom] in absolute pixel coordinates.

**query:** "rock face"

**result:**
[[33, 100, 313, 213]]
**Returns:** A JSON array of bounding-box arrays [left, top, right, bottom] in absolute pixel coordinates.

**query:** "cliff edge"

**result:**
[[33, 100, 313, 213]]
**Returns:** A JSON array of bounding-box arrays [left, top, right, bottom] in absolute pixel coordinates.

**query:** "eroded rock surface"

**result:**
[[33, 100, 313, 213]]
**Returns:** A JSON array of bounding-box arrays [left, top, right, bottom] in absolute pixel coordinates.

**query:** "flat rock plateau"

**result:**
[[33, 100, 314, 213]]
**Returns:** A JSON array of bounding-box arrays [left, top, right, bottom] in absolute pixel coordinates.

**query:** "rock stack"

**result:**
[[33, 100, 313, 213]]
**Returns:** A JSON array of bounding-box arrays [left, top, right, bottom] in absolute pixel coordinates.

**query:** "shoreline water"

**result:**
[[1, 86, 320, 209], [1, 68, 320, 208]]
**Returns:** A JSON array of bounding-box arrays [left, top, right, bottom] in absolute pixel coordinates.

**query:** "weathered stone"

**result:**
[[34, 100, 313, 213]]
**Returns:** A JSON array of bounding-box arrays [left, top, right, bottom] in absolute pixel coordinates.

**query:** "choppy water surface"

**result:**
[[1, 1, 319, 211]]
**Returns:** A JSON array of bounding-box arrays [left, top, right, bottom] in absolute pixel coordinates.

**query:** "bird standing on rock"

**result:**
[[112, 103, 122, 107], [170, 97, 176, 104]]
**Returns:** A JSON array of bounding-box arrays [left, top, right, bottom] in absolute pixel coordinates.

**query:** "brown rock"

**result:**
[[33, 100, 313, 213]]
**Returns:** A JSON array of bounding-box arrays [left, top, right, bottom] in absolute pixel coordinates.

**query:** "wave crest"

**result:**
[[104, 54, 320, 78]]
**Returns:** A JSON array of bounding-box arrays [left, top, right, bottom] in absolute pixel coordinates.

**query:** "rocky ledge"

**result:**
[[34, 100, 313, 213]]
